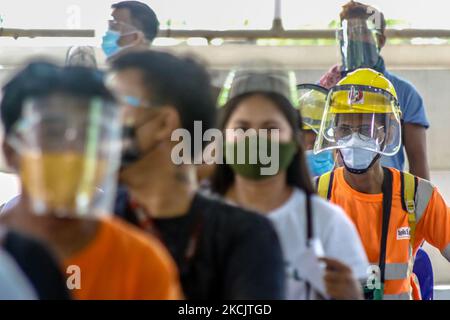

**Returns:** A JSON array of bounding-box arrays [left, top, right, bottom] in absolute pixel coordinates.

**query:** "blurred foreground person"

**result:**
[[314, 68, 450, 299], [111, 51, 286, 299], [210, 65, 368, 300], [0, 62, 181, 299]]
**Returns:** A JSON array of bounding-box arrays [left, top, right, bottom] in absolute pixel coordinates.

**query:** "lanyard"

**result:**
[[304, 191, 328, 300], [379, 167, 393, 286], [130, 198, 203, 272]]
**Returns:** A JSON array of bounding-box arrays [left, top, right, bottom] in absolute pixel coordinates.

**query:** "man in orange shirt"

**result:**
[[314, 68, 450, 300], [0, 62, 181, 299]]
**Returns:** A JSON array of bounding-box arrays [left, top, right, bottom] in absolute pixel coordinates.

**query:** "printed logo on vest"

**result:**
[[397, 227, 411, 240]]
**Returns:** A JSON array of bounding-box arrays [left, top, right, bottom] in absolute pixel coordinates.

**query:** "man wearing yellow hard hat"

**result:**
[[319, 1, 430, 180], [314, 68, 450, 300]]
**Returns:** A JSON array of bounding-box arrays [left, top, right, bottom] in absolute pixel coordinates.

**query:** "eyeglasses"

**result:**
[[107, 20, 138, 34], [331, 124, 385, 142]]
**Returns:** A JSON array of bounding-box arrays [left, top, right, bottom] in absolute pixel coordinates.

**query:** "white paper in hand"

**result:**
[[296, 238, 329, 299]]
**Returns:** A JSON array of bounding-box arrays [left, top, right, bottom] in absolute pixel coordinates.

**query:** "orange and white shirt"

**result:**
[[326, 167, 450, 300]]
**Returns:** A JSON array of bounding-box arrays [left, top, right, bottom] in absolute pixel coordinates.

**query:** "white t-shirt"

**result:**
[[267, 188, 369, 300]]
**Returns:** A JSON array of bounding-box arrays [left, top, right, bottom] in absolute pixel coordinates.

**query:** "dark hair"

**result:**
[[112, 1, 159, 42], [1, 61, 115, 135], [111, 50, 216, 159], [210, 92, 315, 196], [340, 1, 386, 33]]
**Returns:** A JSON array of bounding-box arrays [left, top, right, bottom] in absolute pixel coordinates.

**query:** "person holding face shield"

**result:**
[[297, 84, 335, 177], [318, 1, 430, 180], [315, 68, 450, 300], [337, 11, 381, 73], [0, 62, 181, 300], [101, 1, 159, 61]]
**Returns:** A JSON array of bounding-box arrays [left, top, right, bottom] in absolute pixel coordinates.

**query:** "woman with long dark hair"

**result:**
[[210, 66, 369, 300]]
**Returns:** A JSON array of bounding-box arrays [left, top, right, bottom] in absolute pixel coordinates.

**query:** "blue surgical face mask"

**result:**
[[101, 30, 121, 58], [306, 150, 335, 177]]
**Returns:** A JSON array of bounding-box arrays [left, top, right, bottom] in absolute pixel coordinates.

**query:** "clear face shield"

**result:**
[[8, 94, 122, 218], [314, 85, 402, 157], [337, 18, 381, 71], [297, 84, 329, 133], [217, 63, 299, 108]]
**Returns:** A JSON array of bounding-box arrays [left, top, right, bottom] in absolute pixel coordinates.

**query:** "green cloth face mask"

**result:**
[[225, 136, 297, 180]]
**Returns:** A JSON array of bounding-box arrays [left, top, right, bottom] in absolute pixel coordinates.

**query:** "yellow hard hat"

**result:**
[[314, 68, 402, 157], [337, 68, 397, 99], [329, 68, 401, 116], [297, 84, 328, 132]]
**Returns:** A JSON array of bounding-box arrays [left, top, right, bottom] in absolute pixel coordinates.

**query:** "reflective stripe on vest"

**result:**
[[402, 175, 434, 300], [415, 179, 434, 223], [384, 292, 411, 300], [370, 263, 409, 281], [386, 263, 409, 280]]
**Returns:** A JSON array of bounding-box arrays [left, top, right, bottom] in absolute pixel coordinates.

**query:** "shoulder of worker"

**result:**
[[393, 167, 435, 187], [311, 191, 350, 220], [303, 188, 362, 243]]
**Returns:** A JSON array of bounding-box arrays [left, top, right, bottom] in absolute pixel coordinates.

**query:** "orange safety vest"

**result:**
[[316, 167, 434, 300]]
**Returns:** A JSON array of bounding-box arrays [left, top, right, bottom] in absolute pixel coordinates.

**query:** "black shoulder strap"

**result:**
[[400, 171, 406, 212], [379, 167, 393, 285]]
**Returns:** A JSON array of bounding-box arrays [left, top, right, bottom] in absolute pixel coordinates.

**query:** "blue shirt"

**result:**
[[377, 58, 430, 170]]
